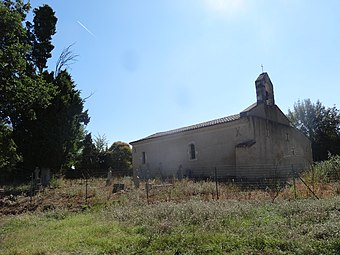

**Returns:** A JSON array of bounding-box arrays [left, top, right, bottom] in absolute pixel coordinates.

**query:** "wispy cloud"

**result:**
[[77, 20, 96, 37]]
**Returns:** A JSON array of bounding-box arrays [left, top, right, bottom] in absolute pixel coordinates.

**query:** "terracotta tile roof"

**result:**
[[131, 113, 241, 144]]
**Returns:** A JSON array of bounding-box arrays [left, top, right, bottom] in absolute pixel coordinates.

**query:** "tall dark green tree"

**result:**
[[0, 122, 20, 170], [0, 0, 55, 126], [14, 70, 89, 172], [1, 0, 90, 177], [0, 0, 56, 173], [28, 4, 57, 74], [93, 134, 110, 170], [287, 99, 340, 161], [77, 133, 101, 174]]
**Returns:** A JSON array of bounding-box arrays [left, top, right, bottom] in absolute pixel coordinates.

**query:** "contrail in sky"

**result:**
[[77, 20, 96, 37]]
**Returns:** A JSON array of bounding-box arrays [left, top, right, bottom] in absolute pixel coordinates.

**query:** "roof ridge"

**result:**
[[131, 112, 241, 143]]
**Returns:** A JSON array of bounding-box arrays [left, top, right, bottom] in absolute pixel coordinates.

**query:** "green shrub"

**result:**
[[3, 182, 31, 195], [309, 154, 340, 182], [49, 176, 63, 189]]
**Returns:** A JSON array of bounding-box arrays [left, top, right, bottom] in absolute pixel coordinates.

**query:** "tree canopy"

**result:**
[[76, 137, 132, 176], [1, 0, 132, 180], [0, 0, 89, 178], [287, 99, 340, 161], [0, 0, 56, 126], [105, 141, 132, 174]]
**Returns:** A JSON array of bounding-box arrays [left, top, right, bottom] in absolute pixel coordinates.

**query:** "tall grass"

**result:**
[[1, 174, 339, 218], [1, 162, 339, 254], [307, 154, 340, 182], [1, 197, 339, 255], [1, 172, 340, 254]]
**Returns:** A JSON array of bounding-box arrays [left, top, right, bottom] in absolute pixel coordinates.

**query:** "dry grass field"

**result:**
[[0, 177, 339, 254]]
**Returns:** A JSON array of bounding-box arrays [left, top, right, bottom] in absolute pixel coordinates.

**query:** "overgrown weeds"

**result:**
[[1, 157, 340, 254], [1, 197, 339, 255], [1, 169, 340, 254], [304, 154, 340, 182], [1, 174, 339, 217]]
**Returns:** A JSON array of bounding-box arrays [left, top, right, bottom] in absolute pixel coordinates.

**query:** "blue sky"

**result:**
[[29, 0, 340, 144]]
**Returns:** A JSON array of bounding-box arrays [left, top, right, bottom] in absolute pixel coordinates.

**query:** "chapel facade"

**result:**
[[130, 73, 312, 181]]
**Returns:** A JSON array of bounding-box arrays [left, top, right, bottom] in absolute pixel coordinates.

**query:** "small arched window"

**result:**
[[189, 143, 196, 160]]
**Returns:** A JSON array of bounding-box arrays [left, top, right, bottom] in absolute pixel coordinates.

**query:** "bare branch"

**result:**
[[83, 92, 95, 102], [55, 43, 79, 77]]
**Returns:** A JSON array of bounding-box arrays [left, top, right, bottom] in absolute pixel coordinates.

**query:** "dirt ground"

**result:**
[[0, 189, 86, 215], [0, 179, 113, 215]]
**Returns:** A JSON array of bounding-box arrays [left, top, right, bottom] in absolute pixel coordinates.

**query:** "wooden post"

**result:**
[[85, 177, 88, 204], [146, 167, 150, 204], [298, 175, 319, 200], [30, 173, 34, 203], [145, 180, 149, 204], [292, 165, 297, 199], [215, 167, 219, 200], [312, 166, 315, 193]]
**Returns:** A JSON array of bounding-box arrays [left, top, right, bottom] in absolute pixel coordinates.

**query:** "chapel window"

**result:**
[[286, 133, 289, 141], [189, 143, 196, 160], [142, 152, 146, 164]]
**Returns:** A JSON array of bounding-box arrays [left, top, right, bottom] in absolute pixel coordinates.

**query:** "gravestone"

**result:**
[[106, 167, 113, 186], [112, 183, 125, 193]]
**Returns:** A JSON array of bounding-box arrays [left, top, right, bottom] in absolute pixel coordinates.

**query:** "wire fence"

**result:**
[[0, 167, 130, 185], [137, 164, 311, 185], [0, 158, 328, 213], [135, 155, 312, 181], [133, 155, 318, 203]]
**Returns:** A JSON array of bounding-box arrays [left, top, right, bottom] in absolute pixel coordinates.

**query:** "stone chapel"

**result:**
[[130, 73, 312, 181]]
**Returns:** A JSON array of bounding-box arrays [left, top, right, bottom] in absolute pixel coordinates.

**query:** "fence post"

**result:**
[[30, 172, 34, 203], [85, 177, 88, 204], [292, 165, 297, 199], [214, 167, 219, 200], [145, 167, 150, 204], [145, 179, 150, 204], [312, 166, 315, 193], [297, 174, 319, 200]]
